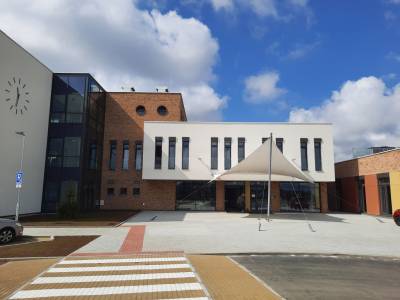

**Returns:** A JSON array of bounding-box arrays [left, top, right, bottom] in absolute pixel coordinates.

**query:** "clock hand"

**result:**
[[16, 87, 20, 107]]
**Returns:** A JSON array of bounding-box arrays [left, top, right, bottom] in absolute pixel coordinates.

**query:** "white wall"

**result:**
[[0, 31, 53, 216], [143, 122, 335, 182]]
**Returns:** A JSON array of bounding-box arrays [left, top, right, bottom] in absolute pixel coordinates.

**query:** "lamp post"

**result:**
[[15, 131, 25, 222]]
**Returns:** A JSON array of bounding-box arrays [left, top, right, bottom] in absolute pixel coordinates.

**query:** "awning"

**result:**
[[217, 138, 314, 183]]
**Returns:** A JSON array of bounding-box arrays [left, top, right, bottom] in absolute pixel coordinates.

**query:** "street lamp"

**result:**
[[15, 131, 25, 221]]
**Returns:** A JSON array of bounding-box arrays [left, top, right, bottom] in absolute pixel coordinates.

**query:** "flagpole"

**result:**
[[267, 132, 272, 222]]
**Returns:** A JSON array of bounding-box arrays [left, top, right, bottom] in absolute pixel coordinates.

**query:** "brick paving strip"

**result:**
[[8, 253, 209, 299], [188, 255, 283, 300]]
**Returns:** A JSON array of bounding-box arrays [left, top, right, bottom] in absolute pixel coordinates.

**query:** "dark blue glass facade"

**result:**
[[42, 74, 106, 212]]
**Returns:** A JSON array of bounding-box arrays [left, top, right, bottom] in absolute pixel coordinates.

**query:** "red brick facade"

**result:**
[[100, 92, 186, 210]]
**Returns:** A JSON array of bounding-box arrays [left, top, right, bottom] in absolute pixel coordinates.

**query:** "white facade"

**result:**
[[0, 31, 53, 216], [143, 122, 335, 182]]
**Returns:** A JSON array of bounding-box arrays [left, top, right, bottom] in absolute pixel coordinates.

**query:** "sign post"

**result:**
[[15, 131, 25, 222]]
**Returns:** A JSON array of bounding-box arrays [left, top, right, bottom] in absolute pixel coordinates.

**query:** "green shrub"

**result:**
[[57, 200, 80, 219]]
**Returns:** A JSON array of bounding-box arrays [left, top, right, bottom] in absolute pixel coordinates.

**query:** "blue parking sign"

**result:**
[[16, 171, 23, 188]]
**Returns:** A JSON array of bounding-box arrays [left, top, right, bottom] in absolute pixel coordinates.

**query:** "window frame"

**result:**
[[314, 138, 322, 171], [122, 140, 129, 170], [211, 137, 218, 170], [109, 140, 117, 170], [300, 138, 309, 171], [224, 137, 232, 170], [168, 137, 176, 170], [182, 137, 190, 170], [135, 141, 143, 171], [276, 138, 283, 153], [154, 137, 163, 169]]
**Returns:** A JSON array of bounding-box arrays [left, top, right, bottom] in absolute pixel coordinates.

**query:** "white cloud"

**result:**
[[288, 0, 309, 7], [289, 76, 400, 161], [387, 51, 400, 62], [210, 0, 234, 11], [286, 41, 320, 60], [242, 0, 278, 18], [0, 0, 226, 120], [244, 71, 287, 103]]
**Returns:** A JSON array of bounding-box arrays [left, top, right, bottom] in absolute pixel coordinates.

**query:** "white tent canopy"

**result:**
[[217, 137, 314, 183]]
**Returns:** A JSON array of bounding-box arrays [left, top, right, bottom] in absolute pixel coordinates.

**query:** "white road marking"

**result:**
[[33, 272, 196, 284], [10, 283, 203, 299], [60, 257, 187, 264], [48, 263, 191, 273], [157, 298, 209, 300]]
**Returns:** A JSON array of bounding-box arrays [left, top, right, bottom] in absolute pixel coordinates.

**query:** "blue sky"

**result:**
[[1, 0, 400, 159], [140, 0, 400, 122]]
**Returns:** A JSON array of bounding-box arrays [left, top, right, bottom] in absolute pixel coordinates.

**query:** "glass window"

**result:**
[[122, 140, 129, 170], [168, 137, 176, 169], [211, 137, 218, 170], [314, 138, 322, 171], [135, 141, 143, 171], [66, 93, 84, 123], [68, 76, 86, 96], [52, 94, 66, 112], [280, 182, 320, 212], [63, 137, 81, 167], [43, 182, 59, 212], [120, 187, 127, 195], [182, 137, 190, 170], [155, 137, 163, 169], [176, 181, 216, 211], [107, 187, 114, 196], [276, 138, 283, 153], [47, 138, 63, 167], [157, 105, 168, 116], [133, 187, 140, 196], [60, 180, 78, 204], [262, 137, 268, 144], [300, 138, 308, 171], [136, 105, 146, 116], [224, 138, 231, 170], [238, 137, 245, 162], [109, 140, 117, 170], [89, 143, 97, 170]]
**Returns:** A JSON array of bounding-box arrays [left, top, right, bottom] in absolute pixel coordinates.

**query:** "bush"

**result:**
[[57, 201, 80, 219]]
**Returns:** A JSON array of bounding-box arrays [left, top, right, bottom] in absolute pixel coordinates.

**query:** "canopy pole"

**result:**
[[267, 132, 272, 222]]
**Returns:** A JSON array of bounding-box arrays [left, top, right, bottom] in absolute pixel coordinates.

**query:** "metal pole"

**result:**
[[15, 134, 25, 222], [267, 132, 272, 222]]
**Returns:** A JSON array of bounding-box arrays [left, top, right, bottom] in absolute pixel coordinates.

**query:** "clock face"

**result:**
[[4, 77, 30, 115]]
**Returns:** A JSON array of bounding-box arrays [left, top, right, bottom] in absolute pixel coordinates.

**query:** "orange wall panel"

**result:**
[[364, 174, 380, 215]]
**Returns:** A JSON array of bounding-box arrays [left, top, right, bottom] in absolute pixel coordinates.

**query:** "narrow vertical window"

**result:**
[[224, 138, 232, 170], [182, 137, 190, 170], [262, 137, 268, 144], [238, 137, 245, 162], [276, 138, 283, 153], [314, 138, 322, 171], [154, 137, 163, 169], [135, 141, 143, 171], [89, 142, 97, 170], [109, 140, 117, 170], [300, 138, 308, 171], [122, 140, 129, 170], [211, 137, 218, 170], [168, 137, 176, 169]]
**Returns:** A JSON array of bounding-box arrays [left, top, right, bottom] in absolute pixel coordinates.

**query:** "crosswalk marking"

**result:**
[[10, 283, 203, 299], [10, 254, 209, 299], [59, 257, 187, 265], [48, 263, 191, 273], [33, 272, 196, 284]]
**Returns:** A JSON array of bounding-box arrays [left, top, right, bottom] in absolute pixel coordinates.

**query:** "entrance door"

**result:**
[[224, 182, 245, 212], [250, 181, 268, 212], [379, 184, 392, 215]]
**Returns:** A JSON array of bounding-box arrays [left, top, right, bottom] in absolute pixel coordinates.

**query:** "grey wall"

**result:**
[[0, 30, 53, 216]]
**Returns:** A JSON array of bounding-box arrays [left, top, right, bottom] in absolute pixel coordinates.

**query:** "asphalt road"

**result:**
[[232, 254, 400, 300]]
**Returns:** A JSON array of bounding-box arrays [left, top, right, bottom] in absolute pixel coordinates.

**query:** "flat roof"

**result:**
[[336, 147, 400, 164], [144, 121, 333, 125]]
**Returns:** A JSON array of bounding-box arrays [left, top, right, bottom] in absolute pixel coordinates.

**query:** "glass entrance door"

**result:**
[[250, 181, 268, 212], [224, 182, 245, 212], [378, 174, 392, 215]]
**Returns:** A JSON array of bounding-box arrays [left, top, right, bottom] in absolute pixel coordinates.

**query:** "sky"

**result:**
[[1, 0, 400, 160]]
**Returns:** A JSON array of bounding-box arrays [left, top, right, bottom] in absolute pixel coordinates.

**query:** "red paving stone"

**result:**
[[119, 225, 146, 254]]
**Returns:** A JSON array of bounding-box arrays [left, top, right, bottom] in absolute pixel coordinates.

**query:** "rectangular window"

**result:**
[[238, 137, 245, 162], [47, 138, 63, 167], [89, 142, 97, 170], [168, 137, 176, 169], [135, 141, 143, 171], [109, 140, 117, 170], [120, 187, 127, 195], [182, 137, 190, 170], [154, 137, 163, 169], [122, 140, 129, 170], [262, 137, 268, 144], [211, 137, 218, 170], [107, 187, 114, 196], [133, 187, 140, 196], [276, 138, 283, 153], [300, 138, 308, 171], [63, 137, 81, 167], [224, 138, 232, 170], [314, 138, 322, 171]]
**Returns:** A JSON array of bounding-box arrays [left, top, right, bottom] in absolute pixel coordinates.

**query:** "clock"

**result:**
[[4, 77, 30, 115]]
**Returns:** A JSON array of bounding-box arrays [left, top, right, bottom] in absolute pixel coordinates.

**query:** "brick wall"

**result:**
[[216, 181, 225, 211], [320, 182, 329, 213], [101, 92, 186, 210]]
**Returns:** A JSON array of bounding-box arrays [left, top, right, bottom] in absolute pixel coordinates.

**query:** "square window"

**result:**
[[107, 188, 114, 196], [120, 187, 127, 195], [133, 187, 140, 196]]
